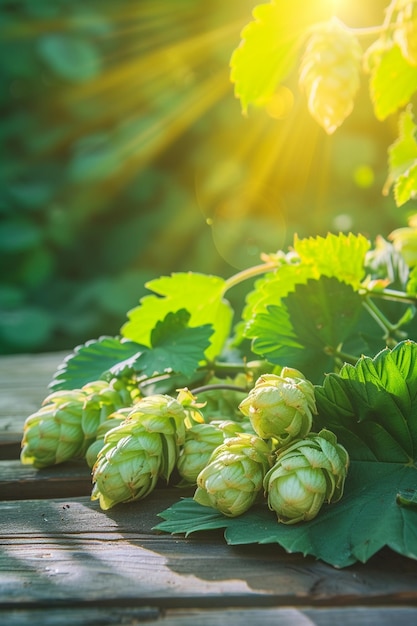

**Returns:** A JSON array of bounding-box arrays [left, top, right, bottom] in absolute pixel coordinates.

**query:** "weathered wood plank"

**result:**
[[0, 351, 69, 454], [1, 493, 417, 608], [0, 460, 92, 500], [1, 606, 417, 626], [0, 352, 68, 388]]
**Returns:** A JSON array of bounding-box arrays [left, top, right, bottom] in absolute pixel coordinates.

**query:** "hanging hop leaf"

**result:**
[[91, 393, 190, 510], [264, 428, 349, 525], [20, 378, 140, 469], [194, 432, 273, 517], [298, 17, 362, 134], [394, 1, 417, 66], [238, 367, 317, 444], [177, 419, 252, 486]]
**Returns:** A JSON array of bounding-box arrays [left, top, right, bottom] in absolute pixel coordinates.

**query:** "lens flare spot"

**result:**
[[265, 86, 294, 120], [353, 164, 375, 188]]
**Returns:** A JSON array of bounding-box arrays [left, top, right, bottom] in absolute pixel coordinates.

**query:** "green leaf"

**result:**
[[384, 105, 417, 206], [230, 1, 334, 113], [49, 336, 142, 391], [121, 273, 233, 362], [369, 43, 417, 121], [395, 163, 417, 206], [314, 340, 417, 462], [240, 233, 369, 330], [135, 309, 213, 378], [245, 277, 364, 382], [155, 461, 417, 568], [293, 232, 370, 290]]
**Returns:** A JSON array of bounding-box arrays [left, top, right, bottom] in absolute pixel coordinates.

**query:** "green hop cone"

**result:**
[[177, 420, 247, 485], [20, 377, 140, 469], [195, 373, 250, 424], [194, 432, 273, 517], [85, 408, 131, 468], [264, 428, 349, 525], [91, 419, 163, 510], [21, 390, 86, 468], [238, 367, 317, 444], [299, 17, 362, 134], [80, 378, 140, 441], [91, 393, 189, 509]]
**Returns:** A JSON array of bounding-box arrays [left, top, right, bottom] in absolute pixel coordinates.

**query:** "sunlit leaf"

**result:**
[[384, 105, 417, 206], [121, 273, 233, 361], [241, 263, 314, 325], [314, 340, 417, 462], [395, 163, 417, 206], [293, 232, 370, 289], [369, 43, 417, 121], [230, 0, 335, 113]]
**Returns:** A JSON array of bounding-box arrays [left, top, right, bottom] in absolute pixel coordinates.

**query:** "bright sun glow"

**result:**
[[10, 1, 387, 273]]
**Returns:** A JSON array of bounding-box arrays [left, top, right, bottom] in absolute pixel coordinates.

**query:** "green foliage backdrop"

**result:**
[[0, 0, 408, 354]]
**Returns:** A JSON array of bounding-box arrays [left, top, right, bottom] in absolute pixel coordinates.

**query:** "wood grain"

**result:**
[[0, 460, 92, 500], [1, 607, 417, 626], [1, 492, 417, 608], [0, 351, 69, 454], [1, 351, 417, 622]]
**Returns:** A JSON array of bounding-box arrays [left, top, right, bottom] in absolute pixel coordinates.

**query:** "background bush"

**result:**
[[0, 0, 407, 354]]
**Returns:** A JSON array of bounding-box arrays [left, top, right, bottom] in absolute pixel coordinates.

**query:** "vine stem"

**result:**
[[363, 287, 417, 305], [362, 296, 397, 335], [343, 0, 398, 38], [223, 261, 278, 294], [190, 383, 249, 396]]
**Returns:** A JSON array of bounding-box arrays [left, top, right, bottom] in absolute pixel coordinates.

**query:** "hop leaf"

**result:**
[[230, 0, 335, 114], [299, 18, 362, 133], [394, 0, 417, 66], [384, 105, 417, 208]]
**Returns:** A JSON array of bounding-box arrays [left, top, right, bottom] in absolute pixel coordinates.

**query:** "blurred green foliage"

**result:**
[[0, 0, 409, 354]]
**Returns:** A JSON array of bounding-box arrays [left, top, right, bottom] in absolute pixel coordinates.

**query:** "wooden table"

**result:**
[[1, 351, 417, 625]]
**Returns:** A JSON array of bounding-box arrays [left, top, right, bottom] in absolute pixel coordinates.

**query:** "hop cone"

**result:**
[[299, 18, 362, 134], [85, 408, 130, 468], [91, 393, 188, 509], [264, 428, 349, 525], [395, 1, 417, 66], [177, 420, 247, 485], [238, 368, 316, 444], [21, 390, 87, 468], [194, 433, 273, 517], [20, 377, 139, 469], [196, 374, 250, 424]]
